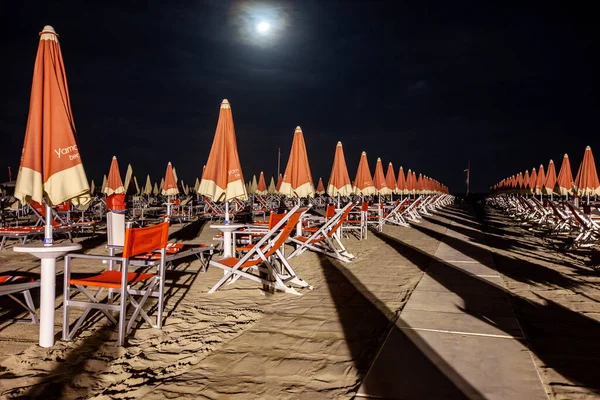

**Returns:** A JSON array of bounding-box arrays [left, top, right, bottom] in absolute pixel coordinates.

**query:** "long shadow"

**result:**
[[8, 324, 115, 399], [410, 219, 583, 290], [424, 213, 581, 270], [168, 219, 206, 242], [375, 219, 600, 393], [318, 256, 481, 398]]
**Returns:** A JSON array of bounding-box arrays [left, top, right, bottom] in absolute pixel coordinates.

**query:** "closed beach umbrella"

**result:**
[[353, 151, 376, 196], [280, 126, 315, 198], [535, 164, 545, 196], [373, 158, 392, 195], [90, 180, 95, 195], [153, 182, 159, 196], [104, 156, 125, 195], [14, 26, 90, 215], [316, 178, 326, 195], [573, 146, 600, 199], [522, 170, 531, 195], [268, 176, 276, 194], [556, 154, 574, 196], [162, 162, 179, 196], [194, 177, 200, 193], [256, 171, 268, 195], [386, 162, 398, 194], [397, 166, 407, 195], [529, 168, 537, 193], [144, 175, 152, 196], [198, 99, 247, 220], [249, 175, 258, 195], [101, 174, 107, 194], [327, 141, 352, 197], [275, 173, 283, 193]]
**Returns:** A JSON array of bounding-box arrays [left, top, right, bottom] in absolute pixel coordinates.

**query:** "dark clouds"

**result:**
[[0, 1, 598, 192]]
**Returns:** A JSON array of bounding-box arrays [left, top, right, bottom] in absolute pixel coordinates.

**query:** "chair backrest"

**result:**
[[361, 201, 369, 212], [268, 212, 287, 229], [327, 204, 355, 237], [264, 211, 304, 257], [325, 205, 335, 219], [122, 221, 170, 258]]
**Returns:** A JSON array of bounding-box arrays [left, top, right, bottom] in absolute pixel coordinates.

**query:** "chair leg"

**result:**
[[22, 290, 39, 323]]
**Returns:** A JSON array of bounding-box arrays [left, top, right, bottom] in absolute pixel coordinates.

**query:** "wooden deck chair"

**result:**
[[0, 274, 39, 323], [287, 202, 356, 263], [63, 221, 169, 346], [403, 198, 423, 223], [208, 205, 313, 295]]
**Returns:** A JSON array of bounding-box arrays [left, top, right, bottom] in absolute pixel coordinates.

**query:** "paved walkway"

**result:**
[[357, 207, 548, 399]]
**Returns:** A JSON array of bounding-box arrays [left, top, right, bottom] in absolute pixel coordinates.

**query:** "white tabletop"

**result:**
[[210, 223, 244, 231], [14, 243, 82, 259]]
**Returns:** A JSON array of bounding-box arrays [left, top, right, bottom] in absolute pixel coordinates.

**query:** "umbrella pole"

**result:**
[[44, 202, 53, 246], [225, 201, 229, 223]]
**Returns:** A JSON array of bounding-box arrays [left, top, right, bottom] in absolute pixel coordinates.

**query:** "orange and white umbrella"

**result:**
[[100, 174, 107, 194], [256, 171, 268, 195], [556, 154, 574, 196], [534, 164, 545, 196], [153, 182, 160, 196], [543, 160, 557, 195], [198, 99, 247, 204], [385, 162, 398, 194], [529, 168, 537, 193], [104, 156, 125, 195], [268, 176, 276, 194], [353, 151, 376, 195], [275, 173, 283, 193], [249, 175, 258, 194], [162, 162, 179, 196], [89, 180, 95, 195], [411, 171, 418, 195], [397, 166, 407, 195], [194, 177, 200, 193], [373, 158, 392, 195], [326, 141, 352, 196], [416, 173, 424, 195], [573, 146, 600, 197], [316, 178, 326, 195], [522, 170, 531, 195], [14, 26, 90, 209], [280, 126, 315, 198]]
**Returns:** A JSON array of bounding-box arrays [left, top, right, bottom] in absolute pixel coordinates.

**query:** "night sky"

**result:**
[[1, 1, 597, 193]]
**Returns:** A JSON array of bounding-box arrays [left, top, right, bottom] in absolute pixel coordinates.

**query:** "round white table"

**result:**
[[210, 224, 244, 258], [13, 242, 82, 348]]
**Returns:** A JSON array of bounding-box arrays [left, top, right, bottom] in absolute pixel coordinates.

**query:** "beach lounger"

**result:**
[[208, 205, 312, 295], [376, 198, 410, 230], [0, 274, 39, 323], [63, 222, 169, 346], [288, 202, 355, 262]]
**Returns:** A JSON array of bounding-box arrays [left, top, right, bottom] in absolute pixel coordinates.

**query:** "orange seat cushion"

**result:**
[[70, 271, 155, 289], [0, 275, 34, 285]]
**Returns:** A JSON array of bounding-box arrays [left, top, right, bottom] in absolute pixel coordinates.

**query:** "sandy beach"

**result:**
[[1, 205, 600, 399]]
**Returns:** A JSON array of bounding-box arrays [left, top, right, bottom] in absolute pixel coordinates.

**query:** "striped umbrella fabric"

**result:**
[[104, 156, 125, 195], [326, 141, 352, 196], [573, 146, 600, 197], [198, 99, 247, 202], [556, 154, 574, 196], [353, 152, 376, 196], [280, 126, 315, 198], [162, 162, 179, 196], [14, 26, 90, 207]]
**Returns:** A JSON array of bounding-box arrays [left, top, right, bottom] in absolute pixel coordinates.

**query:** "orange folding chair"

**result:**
[[62, 222, 169, 346]]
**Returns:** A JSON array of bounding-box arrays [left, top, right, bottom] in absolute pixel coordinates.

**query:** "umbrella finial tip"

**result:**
[[361, 151, 366, 155], [586, 145, 592, 150], [295, 126, 302, 131], [112, 155, 116, 159], [564, 154, 568, 157], [337, 141, 342, 146], [41, 25, 56, 34], [220, 99, 231, 109]]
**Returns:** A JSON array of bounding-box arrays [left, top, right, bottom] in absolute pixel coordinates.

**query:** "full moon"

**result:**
[[257, 21, 270, 34]]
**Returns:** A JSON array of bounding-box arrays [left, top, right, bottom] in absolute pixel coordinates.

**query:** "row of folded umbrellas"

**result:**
[[11, 25, 448, 214], [490, 146, 600, 197]]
